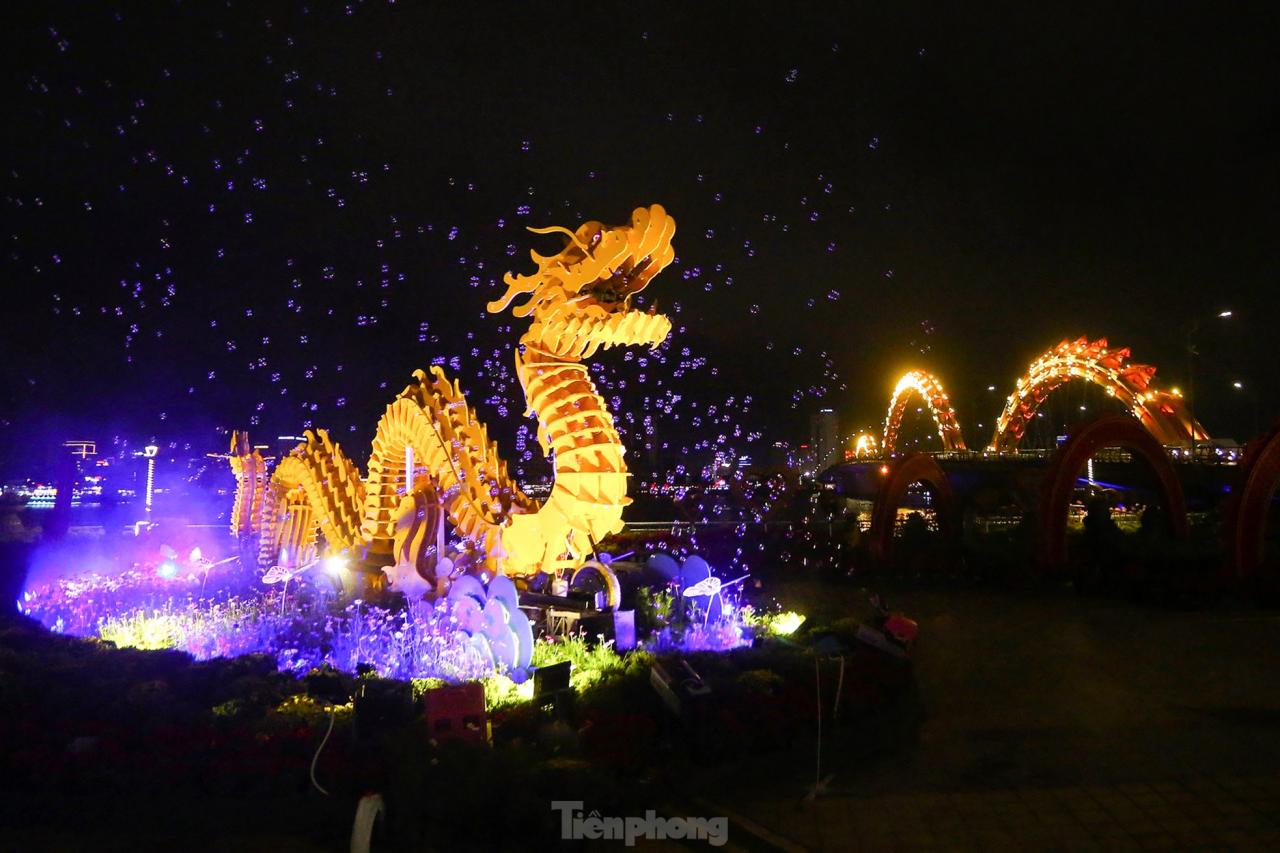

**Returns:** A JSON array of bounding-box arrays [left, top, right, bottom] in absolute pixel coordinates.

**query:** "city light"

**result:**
[[143, 444, 158, 513], [63, 440, 97, 459]]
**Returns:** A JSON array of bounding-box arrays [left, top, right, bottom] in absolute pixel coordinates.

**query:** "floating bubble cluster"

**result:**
[[2, 3, 940, 496]]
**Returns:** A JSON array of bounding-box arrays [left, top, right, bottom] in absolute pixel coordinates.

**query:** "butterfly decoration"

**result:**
[[648, 553, 749, 625], [261, 548, 316, 584]]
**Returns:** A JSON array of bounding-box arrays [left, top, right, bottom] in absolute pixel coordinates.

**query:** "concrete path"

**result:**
[[707, 581, 1280, 851]]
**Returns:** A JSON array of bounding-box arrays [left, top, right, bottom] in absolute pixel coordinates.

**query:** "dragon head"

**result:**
[[487, 204, 676, 360]]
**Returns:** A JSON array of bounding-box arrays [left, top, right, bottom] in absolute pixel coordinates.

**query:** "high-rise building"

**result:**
[[809, 408, 839, 469]]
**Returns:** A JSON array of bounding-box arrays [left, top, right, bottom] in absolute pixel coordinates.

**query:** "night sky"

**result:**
[[3, 2, 1279, 477]]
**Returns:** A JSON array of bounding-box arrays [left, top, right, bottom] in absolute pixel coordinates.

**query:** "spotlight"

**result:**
[[324, 554, 348, 576], [158, 561, 178, 579], [771, 611, 806, 636]]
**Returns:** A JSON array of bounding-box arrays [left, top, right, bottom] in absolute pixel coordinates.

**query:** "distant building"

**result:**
[[767, 441, 792, 470], [809, 408, 839, 470]]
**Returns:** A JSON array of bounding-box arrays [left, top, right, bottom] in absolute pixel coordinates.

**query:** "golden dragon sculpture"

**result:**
[[229, 204, 676, 592]]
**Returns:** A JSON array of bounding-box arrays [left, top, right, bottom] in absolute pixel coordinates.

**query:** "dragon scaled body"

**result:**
[[228, 205, 676, 587], [990, 336, 1207, 451]]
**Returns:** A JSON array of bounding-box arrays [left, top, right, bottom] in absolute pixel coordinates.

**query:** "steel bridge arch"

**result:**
[[991, 337, 1207, 452], [1037, 414, 1189, 571], [868, 452, 960, 564], [1226, 421, 1280, 584], [883, 370, 967, 456]]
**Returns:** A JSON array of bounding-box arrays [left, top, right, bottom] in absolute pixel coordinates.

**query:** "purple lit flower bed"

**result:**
[[21, 570, 507, 683], [16, 557, 783, 688]]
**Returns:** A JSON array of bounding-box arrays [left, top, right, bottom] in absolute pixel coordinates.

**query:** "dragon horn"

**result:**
[[526, 224, 592, 255]]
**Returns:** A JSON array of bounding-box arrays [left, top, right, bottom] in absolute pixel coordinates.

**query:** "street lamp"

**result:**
[[1187, 309, 1234, 459], [1232, 380, 1260, 438]]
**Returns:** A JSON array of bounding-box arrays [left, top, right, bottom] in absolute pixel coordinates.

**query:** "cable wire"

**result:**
[[310, 705, 337, 796]]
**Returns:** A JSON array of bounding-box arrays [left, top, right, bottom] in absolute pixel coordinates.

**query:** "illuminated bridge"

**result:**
[[818, 336, 1280, 586]]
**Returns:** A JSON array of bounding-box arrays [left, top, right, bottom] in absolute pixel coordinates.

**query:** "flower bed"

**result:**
[[2, 577, 919, 849], [18, 563, 807, 687]]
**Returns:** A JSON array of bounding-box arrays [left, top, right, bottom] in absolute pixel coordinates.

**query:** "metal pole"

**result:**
[[1187, 320, 1198, 461]]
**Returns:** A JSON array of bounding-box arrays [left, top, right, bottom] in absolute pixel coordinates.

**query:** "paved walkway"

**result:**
[[711, 773, 1280, 851], [706, 582, 1280, 851]]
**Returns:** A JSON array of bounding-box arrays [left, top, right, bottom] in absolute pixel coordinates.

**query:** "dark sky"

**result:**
[[3, 2, 1279, 475]]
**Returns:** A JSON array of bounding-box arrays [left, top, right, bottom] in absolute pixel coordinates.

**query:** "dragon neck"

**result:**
[[498, 333, 630, 573], [516, 341, 626, 481]]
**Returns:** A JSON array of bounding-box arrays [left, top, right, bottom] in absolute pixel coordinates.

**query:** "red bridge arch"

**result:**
[[992, 337, 1207, 452], [868, 452, 959, 563], [1037, 414, 1189, 570], [883, 370, 967, 455], [1226, 421, 1280, 584]]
